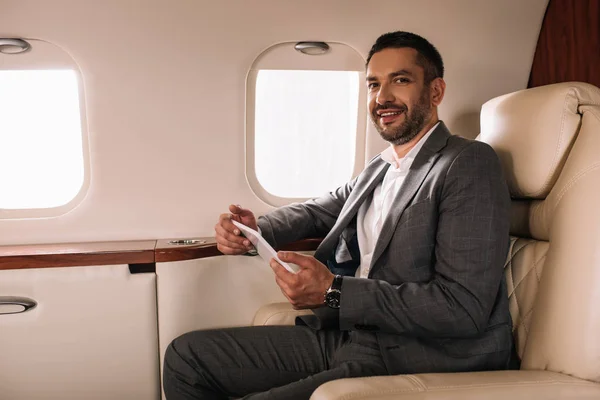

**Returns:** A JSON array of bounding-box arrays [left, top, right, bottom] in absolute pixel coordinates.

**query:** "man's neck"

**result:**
[[392, 116, 439, 159]]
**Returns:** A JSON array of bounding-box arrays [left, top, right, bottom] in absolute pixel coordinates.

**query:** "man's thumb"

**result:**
[[229, 204, 245, 214]]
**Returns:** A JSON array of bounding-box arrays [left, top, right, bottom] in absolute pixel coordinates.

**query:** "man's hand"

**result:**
[[215, 204, 258, 255], [270, 251, 335, 309]]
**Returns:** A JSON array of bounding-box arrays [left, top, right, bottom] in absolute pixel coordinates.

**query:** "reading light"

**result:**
[[0, 38, 31, 55], [294, 42, 329, 55]]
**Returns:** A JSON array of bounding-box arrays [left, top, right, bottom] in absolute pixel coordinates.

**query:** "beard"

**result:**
[[371, 89, 432, 146]]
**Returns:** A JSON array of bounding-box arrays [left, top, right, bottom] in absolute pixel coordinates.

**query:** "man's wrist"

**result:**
[[324, 275, 343, 309]]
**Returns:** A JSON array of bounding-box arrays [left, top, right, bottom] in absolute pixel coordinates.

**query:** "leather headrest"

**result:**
[[480, 82, 600, 199]]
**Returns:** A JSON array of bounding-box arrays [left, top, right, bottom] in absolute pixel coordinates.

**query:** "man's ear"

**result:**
[[430, 78, 446, 106]]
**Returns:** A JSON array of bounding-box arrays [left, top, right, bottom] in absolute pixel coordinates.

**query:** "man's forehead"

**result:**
[[366, 47, 422, 78]]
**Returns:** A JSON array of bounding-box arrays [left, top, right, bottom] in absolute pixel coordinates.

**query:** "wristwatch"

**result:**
[[324, 275, 343, 309]]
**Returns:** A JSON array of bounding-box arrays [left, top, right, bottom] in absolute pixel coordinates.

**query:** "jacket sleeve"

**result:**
[[257, 176, 358, 249], [338, 142, 511, 337]]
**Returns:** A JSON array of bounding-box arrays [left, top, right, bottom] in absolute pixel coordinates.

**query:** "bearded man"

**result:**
[[164, 31, 514, 400]]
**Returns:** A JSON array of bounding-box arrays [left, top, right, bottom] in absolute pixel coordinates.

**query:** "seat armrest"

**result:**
[[253, 302, 313, 326], [311, 370, 600, 400]]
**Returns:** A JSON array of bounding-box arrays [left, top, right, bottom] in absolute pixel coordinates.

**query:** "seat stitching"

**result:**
[[430, 381, 598, 390], [553, 162, 600, 210], [513, 305, 536, 330], [529, 89, 570, 198], [505, 239, 532, 272], [510, 252, 547, 334], [505, 240, 535, 296], [508, 268, 516, 300], [506, 254, 520, 329], [510, 253, 547, 296], [510, 268, 527, 340], [510, 273, 530, 358], [531, 248, 546, 283], [504, 239, 517, 294], [337, 387, 420, 400], [404, 375, 427, 391], [512, 284, 528, 334], [585, 107, 600, 122], [335, 380, 598, 399], [506, 251, 516, 300], [507, 239, 534, 263]]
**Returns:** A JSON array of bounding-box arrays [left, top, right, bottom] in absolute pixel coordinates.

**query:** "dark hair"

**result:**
[[366, 31, 444, 83]]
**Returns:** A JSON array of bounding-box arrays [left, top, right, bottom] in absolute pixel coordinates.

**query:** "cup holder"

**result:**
[[168, 239, 206, 245]]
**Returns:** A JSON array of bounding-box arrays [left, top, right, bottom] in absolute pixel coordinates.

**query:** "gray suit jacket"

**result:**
[[257, 122, 513, 374]]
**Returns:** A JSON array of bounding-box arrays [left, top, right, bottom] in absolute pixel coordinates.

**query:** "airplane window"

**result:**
[[0, 69, 84, 209], [246, 41, 366, 205], [254, 69, 359, 198]]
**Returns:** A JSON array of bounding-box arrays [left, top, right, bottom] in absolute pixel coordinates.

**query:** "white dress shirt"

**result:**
[[355, 122, 439, 279]]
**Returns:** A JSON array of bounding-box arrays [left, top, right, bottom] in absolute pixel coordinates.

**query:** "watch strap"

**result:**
[[330, 275, 343, 291]]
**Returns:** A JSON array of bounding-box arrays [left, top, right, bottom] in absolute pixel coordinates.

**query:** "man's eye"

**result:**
[[367, 83, 379, 90], [394, 77, 410, 84]]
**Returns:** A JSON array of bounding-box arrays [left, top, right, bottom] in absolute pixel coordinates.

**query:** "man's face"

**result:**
[[366, 47, 433, 145]]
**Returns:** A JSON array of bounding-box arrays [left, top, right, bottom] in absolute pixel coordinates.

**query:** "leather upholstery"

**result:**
[[504, 237, 549, 359], [252, 301, 313, 326], [480, 83, 600, 199], [496, 83, 600, 382], [253, 82, 600, 398], [311, 371, 600, 399]]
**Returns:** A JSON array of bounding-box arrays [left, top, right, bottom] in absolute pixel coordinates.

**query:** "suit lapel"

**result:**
[[368, 122, 451, 275], [336, 162, 389, 228], [314, 161, 389, 262]]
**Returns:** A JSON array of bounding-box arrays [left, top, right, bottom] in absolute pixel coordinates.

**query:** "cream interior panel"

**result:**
[[156, 256, 287, 392], [0, 0, 548, 245], [0, 265, 159, 400]]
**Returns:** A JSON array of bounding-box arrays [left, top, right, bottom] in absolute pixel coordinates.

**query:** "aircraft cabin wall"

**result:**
[[0, 0, 548, 245], [11, 1, 600, 400]]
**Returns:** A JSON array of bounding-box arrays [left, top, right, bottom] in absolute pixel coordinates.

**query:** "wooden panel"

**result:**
[[528, 0, 600, 88], [0, 240, 156, 270], [155, 237, 324, 263], [0, 238, 324, 269], [155, 238, 221, 263]]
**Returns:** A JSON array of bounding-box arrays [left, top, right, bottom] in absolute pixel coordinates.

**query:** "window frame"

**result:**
[[0, 39, 90, 219], [245, 42, 367, 206]]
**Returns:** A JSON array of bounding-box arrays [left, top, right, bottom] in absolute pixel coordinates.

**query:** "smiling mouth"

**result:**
[[378, 110, 405, 125]]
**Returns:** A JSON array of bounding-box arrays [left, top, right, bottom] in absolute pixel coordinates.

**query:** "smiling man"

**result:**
[[164, 31, 513, 400]]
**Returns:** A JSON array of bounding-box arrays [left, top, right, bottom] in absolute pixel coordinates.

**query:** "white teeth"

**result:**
[[380, 111, 401, 117]]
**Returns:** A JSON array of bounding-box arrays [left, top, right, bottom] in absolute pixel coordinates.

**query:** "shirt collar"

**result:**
[[380, 122, 440, 170]]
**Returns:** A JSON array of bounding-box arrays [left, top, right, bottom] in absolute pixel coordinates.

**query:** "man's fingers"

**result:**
[[229, 203, 252, 217], [229, 204, 242, 214], [218, 214, 242, 235], [277, 251, 314, 269], [216, 243, 246, 255], [215, 235, 247, 251], [277, 286, 299, 309], [274, 274, 291, 294], [270, 258, 296, 284], [274, 275, 301, 309], [215, 224, 250, 247]]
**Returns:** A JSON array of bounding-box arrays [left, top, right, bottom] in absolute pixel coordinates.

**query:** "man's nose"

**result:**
[[376, 83, 395, 105]]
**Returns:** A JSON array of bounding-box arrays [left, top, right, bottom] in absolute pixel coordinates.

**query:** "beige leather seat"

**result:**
[[253, 82, 600, 399]]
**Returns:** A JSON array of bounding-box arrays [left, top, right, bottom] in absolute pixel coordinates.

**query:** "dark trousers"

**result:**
[[163, 325, 387, 400]]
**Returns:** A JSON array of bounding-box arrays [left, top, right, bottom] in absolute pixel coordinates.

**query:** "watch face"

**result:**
[[325, 289, 341, 309]]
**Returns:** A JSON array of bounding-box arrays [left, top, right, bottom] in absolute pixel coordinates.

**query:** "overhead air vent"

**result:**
[[294, 41, 329, 55], [0, 38, 31, 55]]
